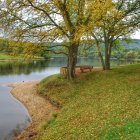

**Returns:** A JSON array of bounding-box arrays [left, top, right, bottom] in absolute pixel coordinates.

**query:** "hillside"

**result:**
[[122, 39, 140, 49]]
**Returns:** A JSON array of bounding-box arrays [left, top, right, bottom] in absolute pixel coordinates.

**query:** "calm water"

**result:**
[[0, 59, 60, 140], [0, 86, 30, 140], [0, 57, 139, 140]]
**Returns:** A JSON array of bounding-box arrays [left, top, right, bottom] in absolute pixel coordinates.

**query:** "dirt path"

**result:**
[[9, 81, 57, 140]]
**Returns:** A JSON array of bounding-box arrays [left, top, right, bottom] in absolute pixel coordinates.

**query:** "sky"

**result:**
[[131, 30, 140, 39], [0, 28, 140, 39]]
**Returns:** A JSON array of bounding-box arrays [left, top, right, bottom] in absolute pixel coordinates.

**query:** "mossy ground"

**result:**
[[37, 64, 140, 140]]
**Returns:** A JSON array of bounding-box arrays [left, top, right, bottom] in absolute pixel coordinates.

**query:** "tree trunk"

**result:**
[[95, 44, 105, 70], [105, 42, 111, 70], [98, 51, 105, 70], [105, 52, 110, 70], [92, 33, 105, 70], [67, 44, 78, 80]]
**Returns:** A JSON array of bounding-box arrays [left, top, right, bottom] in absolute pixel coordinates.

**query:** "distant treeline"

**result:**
[[0, 38, 51, 59], [80, 39, 140, 59], [0, 38, 140, 59]]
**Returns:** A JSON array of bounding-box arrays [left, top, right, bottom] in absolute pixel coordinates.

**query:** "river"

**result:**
[[0, 57, 139, 140]]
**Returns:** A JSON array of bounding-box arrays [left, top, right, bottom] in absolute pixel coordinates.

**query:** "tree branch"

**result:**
[[45, 49, 68, 56], [26, 0, 69, 38]]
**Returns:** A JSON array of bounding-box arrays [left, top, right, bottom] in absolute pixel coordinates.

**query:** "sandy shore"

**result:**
[[9, 81, 57, 140]]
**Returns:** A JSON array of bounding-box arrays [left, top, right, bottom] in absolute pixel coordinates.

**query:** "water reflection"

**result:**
[[0, 86, 31, 140], [0, 60, 50, 75], [4, 118, 30, 140], [1, 57, 137, 76], [0, 59, 62, 140]]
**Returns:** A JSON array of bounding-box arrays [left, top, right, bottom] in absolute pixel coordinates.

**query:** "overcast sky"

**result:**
[[131, 30, 140, 39], [0, 29, 140, 39]]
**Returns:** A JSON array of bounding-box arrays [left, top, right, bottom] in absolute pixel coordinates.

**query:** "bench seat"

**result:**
[[80, 66, 93, 72]]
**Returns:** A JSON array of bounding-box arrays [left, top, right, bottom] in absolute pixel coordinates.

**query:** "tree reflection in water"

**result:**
[[4, 117, 31, 140], [0, 57, 68, 76], [0, 60, 49, 75]]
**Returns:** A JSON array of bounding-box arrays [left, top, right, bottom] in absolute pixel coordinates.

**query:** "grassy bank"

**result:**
[[0, 53, 43, 61], [0, 53, 20, 60], [37, 64, 140, 140]]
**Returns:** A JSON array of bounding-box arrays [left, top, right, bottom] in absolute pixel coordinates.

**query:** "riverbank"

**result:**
[[9, 81, 58, 139], [9, 64, 140, 139], [0, 53, 44, 61]]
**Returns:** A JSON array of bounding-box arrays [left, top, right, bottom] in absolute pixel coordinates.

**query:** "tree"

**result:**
[[91, 0, 140, 70], [0, 0, 114, 79], [0, 38, 10, 53], [111, 41, 126, 60], [126, 50, 137, 63]]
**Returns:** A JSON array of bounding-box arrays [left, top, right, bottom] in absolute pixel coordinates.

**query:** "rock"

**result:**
[[28, 131, 37, 138]]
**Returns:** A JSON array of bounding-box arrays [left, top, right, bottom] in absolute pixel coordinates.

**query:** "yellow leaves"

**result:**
[[73, 25, 86, 42], [39, 3, 49, 10], [69, 0, 120, 43], [8, 40, 22, 56], [8, 40, 43, 57], [104, 0, 114, 9], [85, 0, 114, 27], [66, 0, 78, 12], [22, 42, 41, 56], [38, 31, 48, 41], [107, 8, 123, 21], [14, 28, 24, 37], [9, 40, 22, 49], [4, 0, 132, 59]]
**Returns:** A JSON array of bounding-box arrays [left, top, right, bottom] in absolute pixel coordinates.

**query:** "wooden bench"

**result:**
[[80, 65, 93, 72], [60, 67, 67, 74], [60, 66, 93, 74]]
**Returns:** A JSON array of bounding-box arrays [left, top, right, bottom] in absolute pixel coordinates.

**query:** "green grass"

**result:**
[[37, 64, 140, 140], [0, 53, 43, 60], [0, 53, 18, 59]]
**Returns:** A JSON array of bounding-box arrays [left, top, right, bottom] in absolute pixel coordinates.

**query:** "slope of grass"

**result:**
[[0, 53, 43, 60], [0, 53, 18, 59], [37, 64, 140, 140]]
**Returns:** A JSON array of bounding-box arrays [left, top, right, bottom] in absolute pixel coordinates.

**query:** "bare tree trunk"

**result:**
[[67, 44, 78, 80], [92, 33, 105, 70], [95, 44, 105, 70], [98, 51, 105, 70], [105, 41, 111, 70], [105, 53, 110, 70]]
